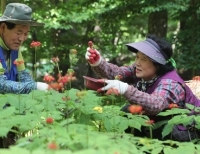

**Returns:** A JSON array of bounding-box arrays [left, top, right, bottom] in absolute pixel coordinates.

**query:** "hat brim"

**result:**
[[0, 17, 44, 26], [126, 41, 166, 65]]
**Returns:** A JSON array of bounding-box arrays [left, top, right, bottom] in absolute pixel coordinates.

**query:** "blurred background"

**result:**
[[1, 0, 200, 89]]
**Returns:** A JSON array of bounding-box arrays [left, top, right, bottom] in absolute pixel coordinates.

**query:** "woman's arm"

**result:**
[[91, 59, 136, 81], [124, 79, 185, 115]]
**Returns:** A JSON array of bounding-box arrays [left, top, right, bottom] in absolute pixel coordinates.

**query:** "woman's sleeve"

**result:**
[[0, 71, 37, 94], [124, 79, 185, 115], [91, 59, 136, 80]]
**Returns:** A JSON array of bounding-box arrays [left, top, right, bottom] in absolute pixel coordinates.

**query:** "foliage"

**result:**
[[3, 0, 200, 80], [0, 89, 200, 153]]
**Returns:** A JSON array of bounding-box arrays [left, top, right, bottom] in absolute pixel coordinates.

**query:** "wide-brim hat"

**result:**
[[126, 38, 167, 65], [0, 3, 44, 26]]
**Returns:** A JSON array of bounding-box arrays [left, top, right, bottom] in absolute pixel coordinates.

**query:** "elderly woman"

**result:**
[[85, 34, 200, 141]]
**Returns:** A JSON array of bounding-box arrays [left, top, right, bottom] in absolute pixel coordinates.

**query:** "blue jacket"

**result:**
[[0, 47, 36, 94]]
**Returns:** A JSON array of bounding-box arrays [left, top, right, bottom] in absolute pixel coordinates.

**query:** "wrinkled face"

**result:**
[[0, 23, 30, 50], [135, 51, 157, 81]]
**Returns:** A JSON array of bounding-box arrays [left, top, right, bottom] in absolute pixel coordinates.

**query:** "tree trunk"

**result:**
[[148, 10, 168, 38]]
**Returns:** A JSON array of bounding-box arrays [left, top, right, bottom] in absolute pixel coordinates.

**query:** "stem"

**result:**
[[149, 126, 153, 139], [56, 62, 60, 75], [34, 48, 37, 80]]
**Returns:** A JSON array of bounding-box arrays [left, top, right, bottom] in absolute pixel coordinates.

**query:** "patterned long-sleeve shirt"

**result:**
[[0, 70, 37, 94], [90, 59, 185, 115]]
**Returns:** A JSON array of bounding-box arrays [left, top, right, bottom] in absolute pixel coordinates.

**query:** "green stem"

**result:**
[[149, 126, 153, 139], [34, 48, 37, 80]]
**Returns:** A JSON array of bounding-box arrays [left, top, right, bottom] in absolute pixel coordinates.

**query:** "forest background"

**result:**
[[1, 0, 200, 90]]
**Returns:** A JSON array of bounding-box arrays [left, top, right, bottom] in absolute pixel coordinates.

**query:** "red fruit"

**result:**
[[91, 54, 96, 57], [46, 117, 54, 124], [48, 142, 58, 150], [129, 105, 143, 114], [169, 103, 178, 109], [105, 88, 119, 95], [146, 120, 154, 125], [88, 41, 93, 48]]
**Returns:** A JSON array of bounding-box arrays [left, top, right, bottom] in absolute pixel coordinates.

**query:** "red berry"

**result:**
[[146, 120, 154, 125], [88, 41, 93, 48], [48, 142, 58, 150], [46, 117, 54, 124], [168, 103, 178, 109]]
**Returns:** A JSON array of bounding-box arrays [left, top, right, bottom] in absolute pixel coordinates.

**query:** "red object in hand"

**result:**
[[83, 76, 106, 91], [87, 41, 100, 64]]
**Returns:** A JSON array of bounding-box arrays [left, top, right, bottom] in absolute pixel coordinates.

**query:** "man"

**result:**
[[0, 3, 49, 148], [0, 3, 49, 94]]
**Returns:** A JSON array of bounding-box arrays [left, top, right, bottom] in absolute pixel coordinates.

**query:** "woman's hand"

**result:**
[[97, 79, 129, 95]]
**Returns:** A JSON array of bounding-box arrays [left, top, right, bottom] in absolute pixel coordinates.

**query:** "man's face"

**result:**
[[0, 23, 30, 50]]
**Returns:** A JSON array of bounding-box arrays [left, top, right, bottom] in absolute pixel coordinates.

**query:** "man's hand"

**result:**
[[97, 80, 129, 95], [36, 82, 49, 90]]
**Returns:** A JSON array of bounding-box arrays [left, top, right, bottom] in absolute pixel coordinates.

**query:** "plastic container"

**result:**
[[83, 76, 106, 91]]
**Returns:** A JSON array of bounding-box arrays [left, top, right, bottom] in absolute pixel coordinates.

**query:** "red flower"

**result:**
[[48, 142, 58, 150], [46, 117, 54, 124], [168, 103, 178, 109], [51, 57, 59, 63], [13, 59, 24, 66], [43, 75, 55, 83], [146, 120, 154, 125], [128, 105, 143, 114], [30, 41, 41, 48]]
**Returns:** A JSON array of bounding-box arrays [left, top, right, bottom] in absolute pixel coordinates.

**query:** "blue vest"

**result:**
[[0, 47, 18, 81]]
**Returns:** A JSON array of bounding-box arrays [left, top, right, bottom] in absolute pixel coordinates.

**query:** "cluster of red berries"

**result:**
[[43, 75, 55, 83], [30, 41, 41, 48], [128, 105, 143, 114], [46, 117, 54, 124], [13, 59, 24, 66], [168, 103, 178, 109], [87, 41, 100, 64]]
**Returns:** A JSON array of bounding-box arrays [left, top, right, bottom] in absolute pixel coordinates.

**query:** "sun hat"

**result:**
[[0, 3, 44, 26], [126, 38, 167, 65]]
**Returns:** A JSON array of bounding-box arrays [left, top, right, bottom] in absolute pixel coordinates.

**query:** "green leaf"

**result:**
[[158, 108, 190, 116], [0, 107, 15, 119], [0, 127, 11, 137], [162, 123, 174, 139], [128, 119, 141, 131], [151, 147, 163, 154]]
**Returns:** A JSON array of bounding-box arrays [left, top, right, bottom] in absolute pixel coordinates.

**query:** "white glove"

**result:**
[[36, 82, 49, 90], [85, 47, 102, 66], [99, 80, 129, 94]]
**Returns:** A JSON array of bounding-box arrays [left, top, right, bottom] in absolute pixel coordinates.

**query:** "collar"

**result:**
[[0, 37, 9, 51]]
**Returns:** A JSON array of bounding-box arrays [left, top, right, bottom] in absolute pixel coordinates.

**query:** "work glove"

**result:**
[[97, 79, 129, 95], [36, 82, 49, 90]]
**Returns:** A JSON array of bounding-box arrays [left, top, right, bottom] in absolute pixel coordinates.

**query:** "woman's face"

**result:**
[[135, 51, 157, 80]]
